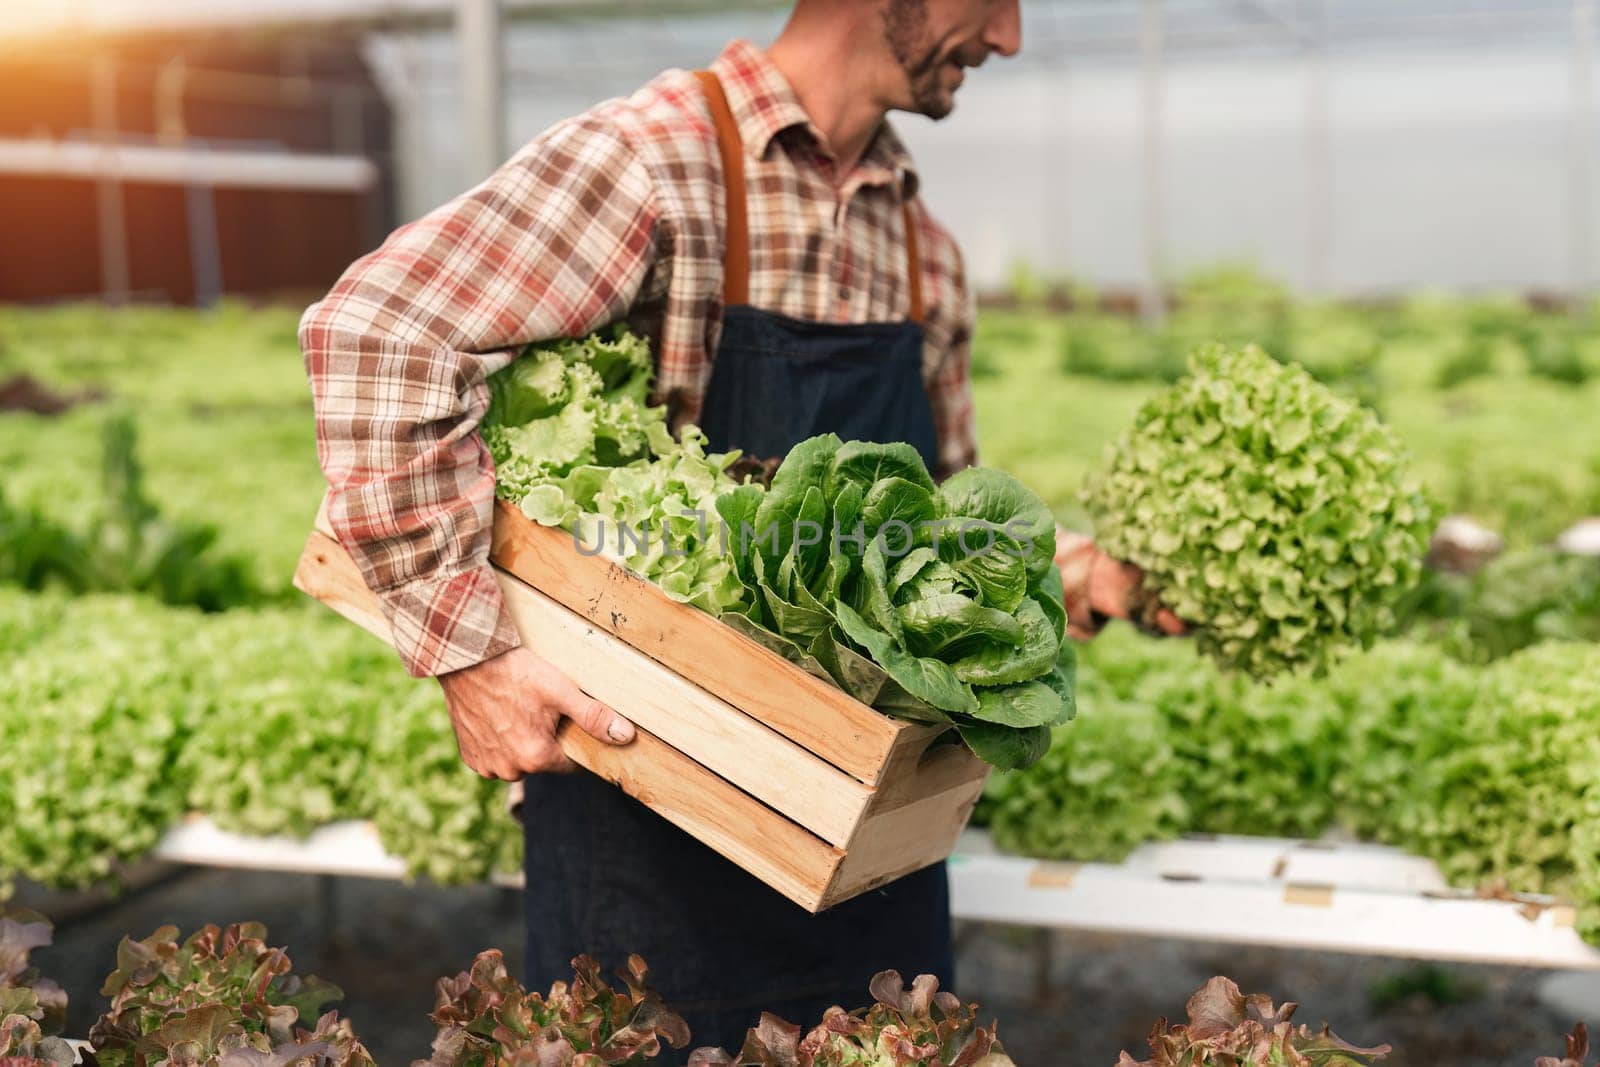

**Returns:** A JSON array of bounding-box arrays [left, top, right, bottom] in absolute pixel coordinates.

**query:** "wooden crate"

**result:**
[[293, 498, 991, 912]]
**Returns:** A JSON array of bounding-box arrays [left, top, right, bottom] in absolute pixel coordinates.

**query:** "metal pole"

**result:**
[[1572, 0, 1596, 314], [1052, 61, 1070, 303], [1304, 0, 1331, 294], [392, 32, 429, 224], [91, 54, 132, 304], [154, 56, 187, 145], [1139, 0, 1167, 323], [184, 152, 225, 307], [333, 86, 366, 156], [457, 0, 507, 182]]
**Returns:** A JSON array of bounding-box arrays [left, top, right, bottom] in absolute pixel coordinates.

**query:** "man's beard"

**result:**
[[884, 0, 954, 119]]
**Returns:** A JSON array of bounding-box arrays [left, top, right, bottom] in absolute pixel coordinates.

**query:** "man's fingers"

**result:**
[[543, 752, 581, 775], [475, 759, 519, 783], [542, 669, 635, 745], [519, 737, 577, 776], [1154, 608, 1189, 636]]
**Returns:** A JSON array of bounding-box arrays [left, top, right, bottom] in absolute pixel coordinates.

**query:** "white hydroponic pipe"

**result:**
[[0, 138, 379, 192]]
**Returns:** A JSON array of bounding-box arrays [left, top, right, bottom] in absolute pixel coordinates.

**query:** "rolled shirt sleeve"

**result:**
[[301, 116, 658, 677]]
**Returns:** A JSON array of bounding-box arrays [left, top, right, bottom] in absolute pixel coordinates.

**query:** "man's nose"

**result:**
[[985, 0, 1022, 58]]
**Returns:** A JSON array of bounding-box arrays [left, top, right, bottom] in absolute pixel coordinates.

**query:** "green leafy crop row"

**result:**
[[1, 910, 1016, 1067], [977, 267, 1600, 555], [2, 289, 1598, 931], [0, 304, 326, 593], [0, 591, 519, 892], [14, 579, 1595, 946], [981, 624, 1600, 943]]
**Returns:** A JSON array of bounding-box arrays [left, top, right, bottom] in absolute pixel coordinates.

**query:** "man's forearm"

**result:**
[[300, 117, 657, 677], [302, 305, 523, 677]]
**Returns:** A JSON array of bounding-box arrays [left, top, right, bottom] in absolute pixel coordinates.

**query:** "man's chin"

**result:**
[[915, 90, 957, 121]]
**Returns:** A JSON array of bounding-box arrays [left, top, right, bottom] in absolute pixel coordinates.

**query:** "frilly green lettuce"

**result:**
[[1082, 343, 1434, 679], [482, 328, 749, 616]]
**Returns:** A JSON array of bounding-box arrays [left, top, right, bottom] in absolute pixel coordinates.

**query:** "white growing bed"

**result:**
[[946, 830, 1600, 971], [149, 816, 1600, 971]]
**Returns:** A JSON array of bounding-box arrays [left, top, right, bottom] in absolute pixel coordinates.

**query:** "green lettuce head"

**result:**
[[723, 435, 1075, 771], [1082, 343, 1434, 679], [482, 326, 750, 617]]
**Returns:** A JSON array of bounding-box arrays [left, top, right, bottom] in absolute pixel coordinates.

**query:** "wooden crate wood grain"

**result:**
[[294, 499, 991, 912], [488, 499, 904, 786]]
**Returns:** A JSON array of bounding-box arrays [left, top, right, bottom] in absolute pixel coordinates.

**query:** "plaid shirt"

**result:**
[[301, 39, 979, 678]]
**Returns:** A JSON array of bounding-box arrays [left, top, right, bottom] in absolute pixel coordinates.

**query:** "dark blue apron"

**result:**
[[522, 70, 949, 1061]]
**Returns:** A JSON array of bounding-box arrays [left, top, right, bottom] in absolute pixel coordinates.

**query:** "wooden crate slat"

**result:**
[[492, 576, 874, 848], [294, 532, 389, 641], [551, 717, 841, 911], [862, 728, 991, 815], [294, 531, 843, 910], [296, 531, 872, 849], [823, 759, 991, 909], [489, 499, 905, 785]]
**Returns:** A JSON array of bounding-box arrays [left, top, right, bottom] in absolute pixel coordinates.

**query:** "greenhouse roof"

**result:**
[[0, 0, 1583, 55], [0, 0, 785, 39]]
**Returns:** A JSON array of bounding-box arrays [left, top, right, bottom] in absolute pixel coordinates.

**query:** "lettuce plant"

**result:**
[[88, 922, 370, 1067], [482, 326, 659, 495], [0, 1013, 74, 1067], [688, 971, 1010, 1067], [482, 327, 748, 615], [0, 595, 197, 893], [1539, 1024, 1592, 1067], [1115, 977, 1389, 1066], [1403, 642, 1600, 902], [1150, 657, 1340, 839], [362, 678, 523, 887], [1322, 641, 1479, 844], [1069, 625, 1339, 841], [979, 693, 1187, 863], [719, 435, 1075, 770], [1, 906, 70, 1067], [1, 907, 67, 1038], [1082, 343, 1433, 679], [416, 950, 689, 1067]]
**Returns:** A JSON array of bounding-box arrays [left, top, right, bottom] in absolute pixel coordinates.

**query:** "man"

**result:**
[[303, 0, 1179, 1057]]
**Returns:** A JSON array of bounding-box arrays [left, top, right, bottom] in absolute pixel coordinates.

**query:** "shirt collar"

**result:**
[[708, 39, 921, 199]]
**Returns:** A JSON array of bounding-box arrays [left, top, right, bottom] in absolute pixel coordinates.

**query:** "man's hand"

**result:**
[[1055, 529, 1188, 642], [437, 646, 636, 780]]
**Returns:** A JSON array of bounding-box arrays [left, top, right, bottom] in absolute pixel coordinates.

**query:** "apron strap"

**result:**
[[694, 69, 751, 307], [694, 68, 925, 325], [902, 201, 925, 324]]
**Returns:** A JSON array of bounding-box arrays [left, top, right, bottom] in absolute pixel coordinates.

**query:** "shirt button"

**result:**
[[838, 285, 850, 300]]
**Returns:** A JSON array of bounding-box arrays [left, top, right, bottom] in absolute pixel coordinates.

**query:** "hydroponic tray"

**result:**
[[150, 818, 1600, 970], [152, 814, 523, 889], [947, 830, 1600, 971]]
